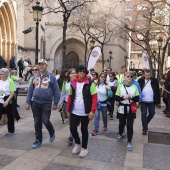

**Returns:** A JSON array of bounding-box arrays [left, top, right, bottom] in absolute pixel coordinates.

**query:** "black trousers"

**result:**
[[118, 112, 134, 143], [31, 101, 54, 142], [0, 103, 15, 133], [70, 114, 89, 149], [19, 68, 23, 78], [107, 98, 115, 116]]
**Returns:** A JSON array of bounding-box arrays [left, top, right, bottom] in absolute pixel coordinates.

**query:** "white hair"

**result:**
[[0, 68, 10, 77]]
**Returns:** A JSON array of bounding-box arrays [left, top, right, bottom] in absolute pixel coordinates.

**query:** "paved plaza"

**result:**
[[0, 96, 170, 170]]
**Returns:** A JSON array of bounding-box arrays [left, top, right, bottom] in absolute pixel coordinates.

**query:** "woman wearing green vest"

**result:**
[[0, 68, 16, 136], [115, 71, 139, 151]]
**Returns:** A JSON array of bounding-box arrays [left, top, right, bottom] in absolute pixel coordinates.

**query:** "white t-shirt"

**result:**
[[72, 82, 86, 116], [55, 74, 60, 80], [65, 82, 70, 102], [0, 80, 10, 104], [142, 79, 154, 102], [96, 84, 107, 106]]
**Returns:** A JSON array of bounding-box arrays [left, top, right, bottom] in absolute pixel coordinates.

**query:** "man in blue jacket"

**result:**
[[25, 59, 60, 149]]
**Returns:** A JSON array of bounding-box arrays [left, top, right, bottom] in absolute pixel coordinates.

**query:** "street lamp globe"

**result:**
[[32, 1, 44, 21], [109, 50, 112, 58], [157, 37, 163, 48], [90, 39, 95, 49], [153, 50, 156, 57]]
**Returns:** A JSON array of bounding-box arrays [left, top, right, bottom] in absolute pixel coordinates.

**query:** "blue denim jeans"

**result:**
[[94, 106, 107, 131], [32, 101, 54, 142], [141, 102, 155, 131]]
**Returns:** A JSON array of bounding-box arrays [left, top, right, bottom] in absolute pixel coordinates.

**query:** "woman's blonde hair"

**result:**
[[11, 70, 17, 75], [124, 71, 132, 77]]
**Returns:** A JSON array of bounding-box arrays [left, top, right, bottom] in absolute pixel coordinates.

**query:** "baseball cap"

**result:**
[[38, 59, 48, 65]]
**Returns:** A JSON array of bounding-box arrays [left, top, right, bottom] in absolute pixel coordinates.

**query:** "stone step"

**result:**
[[18, 88, 27, 96]]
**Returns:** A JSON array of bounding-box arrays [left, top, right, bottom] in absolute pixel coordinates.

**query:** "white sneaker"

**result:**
[[79, 148, 88, 158], [72, 144, 80, 154]]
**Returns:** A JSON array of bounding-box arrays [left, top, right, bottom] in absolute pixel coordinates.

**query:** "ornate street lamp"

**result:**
[[32, 1, 44, 64], [109, 50, 113, 68], [130, 61, 133, 70], [90, 38, 95, 49]]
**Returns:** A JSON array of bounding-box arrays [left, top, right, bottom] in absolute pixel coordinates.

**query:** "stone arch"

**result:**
[[50, 34, 87, 60], [0, 0, 17, 62], [53, 37, 85, 70]]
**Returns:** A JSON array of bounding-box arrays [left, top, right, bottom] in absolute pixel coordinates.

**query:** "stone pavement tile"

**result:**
[[22, 147, 62, 162], [1, 157, 49, 170], [125, 153, 143, 162], [59, 138, 126, 166], [0, 154, 17, 169], [124, 159, 143, 168], [85, 160, 105, 170], [43, 162, 92, 170], [0, 129, 45, 151], [143, 143, 170, 170], [68, 158, 89, 167], [52, 155, 73, 165], [124, 166, 143, 170], [0, 148, 27, 157], [104, 163, 124, 170], [43, 138, 70, 150]]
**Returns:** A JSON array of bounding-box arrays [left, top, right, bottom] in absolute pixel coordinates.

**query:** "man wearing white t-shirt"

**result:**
[[138, 69, 160, 135], [67, 65, 98, 158]]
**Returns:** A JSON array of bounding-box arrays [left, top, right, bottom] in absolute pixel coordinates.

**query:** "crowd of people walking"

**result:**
[[0, 54, 169, 158]]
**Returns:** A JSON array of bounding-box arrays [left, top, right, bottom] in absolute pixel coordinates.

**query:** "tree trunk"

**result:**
[[147, 48, 154, 76], [84, 38, 88, 67], [62, 16, 68, 69], [101, 44, 104, 69]]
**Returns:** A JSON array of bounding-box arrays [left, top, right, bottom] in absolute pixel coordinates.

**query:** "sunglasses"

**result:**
[[100, 76, 105, 78], [126, 75, 133, 78], [32, 69, 38, 71], [78, 70, 86, 73]]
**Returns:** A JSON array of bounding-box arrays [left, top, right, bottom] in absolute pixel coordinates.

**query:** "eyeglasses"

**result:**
[[100, 76, 105, 78], [126, 75, 133, 78], [32, 69, 38, 71], [92, 74, 96, 76], [78, 70, 86, 73]]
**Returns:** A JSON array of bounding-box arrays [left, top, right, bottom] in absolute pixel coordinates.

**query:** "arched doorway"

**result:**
[[0, 0, 17, 62], [65, 51, 79, 69]]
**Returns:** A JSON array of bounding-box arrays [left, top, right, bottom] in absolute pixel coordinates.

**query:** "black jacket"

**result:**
[[0, 56, 7, 69], [18, 59, 24, 69], [138, 77, 160, 104], [10, 59, 17, 70]]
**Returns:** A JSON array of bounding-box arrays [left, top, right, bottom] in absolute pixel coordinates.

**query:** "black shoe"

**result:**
[[16, 104, 20, 107], [166, 114, 170, 118], [110, 115, 113, 120], [142, 131, 147, 135]]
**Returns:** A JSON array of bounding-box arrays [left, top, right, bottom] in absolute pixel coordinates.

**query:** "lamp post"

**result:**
[[109, 50, 113, 68], [124, 55, 128, 67], [32, 1, 44, 64], [157, 37, 163, 79], [130, 61, 133, 70]]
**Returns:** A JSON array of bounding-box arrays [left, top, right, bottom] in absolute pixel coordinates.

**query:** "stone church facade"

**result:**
[[0, 0, 129, 73]]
